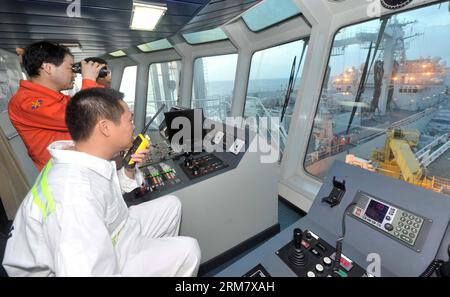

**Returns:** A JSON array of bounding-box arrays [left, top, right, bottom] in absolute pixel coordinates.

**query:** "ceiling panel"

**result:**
[[0, 0, 261, 59]]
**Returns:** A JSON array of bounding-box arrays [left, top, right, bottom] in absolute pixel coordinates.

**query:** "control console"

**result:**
[[180, 153, 229, 180], [351, 191, 431, 252], [276, 228, 366, 277]]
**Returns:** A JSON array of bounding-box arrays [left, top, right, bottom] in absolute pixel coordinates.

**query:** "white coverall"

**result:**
[[2, 141, 201, 276]]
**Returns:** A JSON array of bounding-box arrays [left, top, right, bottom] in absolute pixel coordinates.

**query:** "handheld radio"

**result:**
[[122, 104, 166, 169]]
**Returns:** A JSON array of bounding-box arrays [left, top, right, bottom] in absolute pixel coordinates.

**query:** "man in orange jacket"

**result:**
[[8, 41, 106, 171]]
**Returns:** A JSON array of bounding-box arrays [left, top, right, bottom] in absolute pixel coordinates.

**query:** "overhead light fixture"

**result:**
[[109, 50, 127, 57], [59, 42, 83, 53], [130, 1, 167, 31]]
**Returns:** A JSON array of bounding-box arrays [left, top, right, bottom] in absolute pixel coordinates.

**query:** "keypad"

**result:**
[[390, 211, 423, 245]]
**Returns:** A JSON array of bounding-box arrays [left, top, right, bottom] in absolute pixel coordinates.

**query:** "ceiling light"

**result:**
[[130, 2, 167, 31], [59, 42, 83, 53], [109, 50, 127, 57]]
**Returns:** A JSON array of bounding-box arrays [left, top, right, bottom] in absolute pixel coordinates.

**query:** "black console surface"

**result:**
[[123, 151, 245, 206], [180, 153, 229, 180]]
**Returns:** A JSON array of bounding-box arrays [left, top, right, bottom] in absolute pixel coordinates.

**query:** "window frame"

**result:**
[[301, 0, 450, 181]]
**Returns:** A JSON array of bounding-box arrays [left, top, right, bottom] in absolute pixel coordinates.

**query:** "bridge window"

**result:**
[[147, 60, 180, 125], [183, 28, 228, 45], [245, 39, 308, 154], [305, 1, 450, 196], [119, 66, 137, 111], [0, 49, 22, 113], [138, 39, 172, 52], [192, 54, 238, 121], [242, 0, 301, 32]]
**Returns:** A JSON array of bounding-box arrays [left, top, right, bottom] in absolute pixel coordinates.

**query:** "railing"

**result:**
[[245, 96, 288, 153], [355, 108, 435, 145], [416, 133, 449, 166], [419, 137, 450, 167], [429, 176, 450, 193], [192, 97, 232, 122]]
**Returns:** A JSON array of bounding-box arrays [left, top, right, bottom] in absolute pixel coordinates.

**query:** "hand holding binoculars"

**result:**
[[71, 61, 110, 78]]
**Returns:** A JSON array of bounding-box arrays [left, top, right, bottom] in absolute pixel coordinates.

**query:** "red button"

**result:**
[[301, 240, 310, 249], [340, 258, 350, 268]]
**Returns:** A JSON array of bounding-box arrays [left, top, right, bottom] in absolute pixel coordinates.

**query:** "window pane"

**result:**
[[305, 2, 450, 197], [138, 38, 172, 52], [119, 66, 137, 111], [0, 48, 22, 112], [192, 54, 238, 121], [147, 61, 180, 126], [243, 0, 301, 32], [183, 28, 228, 44], [245, 39, 308, 153]]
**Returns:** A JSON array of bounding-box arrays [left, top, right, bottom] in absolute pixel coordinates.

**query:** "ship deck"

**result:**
[[427, 146, 450, 179]]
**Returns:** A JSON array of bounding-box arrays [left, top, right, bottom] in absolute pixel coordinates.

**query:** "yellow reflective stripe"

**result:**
[[111, 223, 125, 246], [32, 185, 47, 220], [31, 160, 54, 220], [31, 165, 47, 219], [40, 160, 55, 213], [111, 234, 119, 246]]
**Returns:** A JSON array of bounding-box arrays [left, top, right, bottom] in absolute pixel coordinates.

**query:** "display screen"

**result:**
[[365, 200, 389, 223]]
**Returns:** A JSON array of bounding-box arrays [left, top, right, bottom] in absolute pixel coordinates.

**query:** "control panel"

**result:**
[[216, 161, 450, 277], [351, 191, 431, 251], [142, 162, 182, 191], [146, 141, 181, 165], [123, 130, 245, 207], [276, 228, 366, 277], [180, 153, 228, 180]]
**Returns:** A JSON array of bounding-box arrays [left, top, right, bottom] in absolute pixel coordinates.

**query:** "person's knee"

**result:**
[[178, 237, 201, 266], [163, 195, 181, 211]]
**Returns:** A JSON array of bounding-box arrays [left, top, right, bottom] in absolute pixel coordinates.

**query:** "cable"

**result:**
[[420, 259, 443, 277], [333, 202, 357, 272]]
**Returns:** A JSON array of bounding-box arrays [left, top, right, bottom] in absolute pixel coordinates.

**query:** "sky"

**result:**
[[203, 39, 306, 82]]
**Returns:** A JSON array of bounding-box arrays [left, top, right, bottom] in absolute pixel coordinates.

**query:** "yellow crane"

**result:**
[[370, 128, 450, 194]]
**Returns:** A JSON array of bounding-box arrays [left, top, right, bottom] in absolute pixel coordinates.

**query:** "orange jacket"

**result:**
[[8, 79, 102, 171]]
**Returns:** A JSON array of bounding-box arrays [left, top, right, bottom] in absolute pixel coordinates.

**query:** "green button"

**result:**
[[337, 269, 348, 277]]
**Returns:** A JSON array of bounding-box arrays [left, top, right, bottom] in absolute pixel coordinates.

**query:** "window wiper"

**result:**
[[345, 41, 373, 135], [281, 56, 296, 124], [280, 39, 308, 123], [345, 17, 390, 135]]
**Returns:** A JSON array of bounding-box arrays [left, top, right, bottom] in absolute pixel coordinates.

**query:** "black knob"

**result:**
[[384, 223, 394, 231], [192, 165, 200, 176], [184, 157, 193, 167], [294, 228, 303, 250]]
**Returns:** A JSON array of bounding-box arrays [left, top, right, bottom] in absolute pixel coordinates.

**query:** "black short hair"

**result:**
[[84, 57, 108, 65], [65, 88, 125, 141], [22, 41, 73, 77]]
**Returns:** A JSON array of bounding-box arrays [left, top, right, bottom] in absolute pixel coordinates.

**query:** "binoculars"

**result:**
[[71, 62, 110, 78]]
